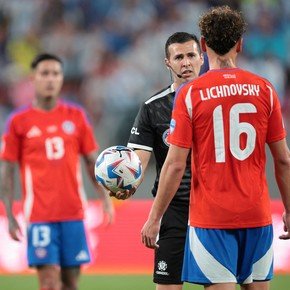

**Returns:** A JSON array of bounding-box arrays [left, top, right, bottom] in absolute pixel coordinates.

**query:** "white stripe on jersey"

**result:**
[[266, 85, 273, 115], [24, 165, 34, 221], [127, 142, 153, 152], [185, 85, 193, 120], [145, 85, 174, 104]]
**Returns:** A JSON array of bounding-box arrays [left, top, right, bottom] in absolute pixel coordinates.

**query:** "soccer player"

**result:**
[[141, 6, 290, 290], [116, 32, 203, 290], [0, 53, 114, 290]]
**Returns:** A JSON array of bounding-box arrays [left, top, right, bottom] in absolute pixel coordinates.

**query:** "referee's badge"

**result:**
[[162, 129, 170, 147], [156, 260, 169, 276]]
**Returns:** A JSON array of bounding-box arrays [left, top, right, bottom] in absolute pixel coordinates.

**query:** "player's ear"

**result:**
[[164, 58, 170, 70], [200, 37, 207, 52], [236, 38, 243, 53], [200, 52, 204, 65]]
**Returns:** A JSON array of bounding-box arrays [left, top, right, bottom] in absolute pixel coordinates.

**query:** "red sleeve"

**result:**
[[168, 84, 192, 148], [0, 115, 21, 161], [78, 109, 99, 154], [266, 86, 287, 143]]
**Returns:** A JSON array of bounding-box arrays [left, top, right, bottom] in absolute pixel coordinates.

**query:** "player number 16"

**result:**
[[213, 103, 257, 163]]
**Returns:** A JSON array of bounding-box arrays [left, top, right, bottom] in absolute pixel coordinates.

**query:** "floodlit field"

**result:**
[[0, 274, 289, 290]]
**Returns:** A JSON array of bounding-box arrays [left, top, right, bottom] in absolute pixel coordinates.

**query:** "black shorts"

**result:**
[[153, 201, 189, 285]]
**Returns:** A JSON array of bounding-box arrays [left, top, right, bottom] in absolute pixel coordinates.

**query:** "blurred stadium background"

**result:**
[[0, 0, 289, 288], [0, 0, 288, 198]]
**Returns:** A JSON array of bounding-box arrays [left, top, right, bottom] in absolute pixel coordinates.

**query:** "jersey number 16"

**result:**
[[213, 103, 257, 163]]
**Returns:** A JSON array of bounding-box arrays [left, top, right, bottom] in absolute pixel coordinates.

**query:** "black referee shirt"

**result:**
[[128, 85, 191, 204]]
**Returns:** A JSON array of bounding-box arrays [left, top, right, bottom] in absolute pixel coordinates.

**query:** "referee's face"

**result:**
[[166, 40, 204, 83]]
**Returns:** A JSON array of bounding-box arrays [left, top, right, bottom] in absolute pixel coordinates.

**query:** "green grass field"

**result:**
[[0, 274, 289, 290]]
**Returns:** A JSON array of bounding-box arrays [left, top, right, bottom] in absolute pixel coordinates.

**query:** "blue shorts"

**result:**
[[182, 225, 273, 285], [27, 220, 91, 267]]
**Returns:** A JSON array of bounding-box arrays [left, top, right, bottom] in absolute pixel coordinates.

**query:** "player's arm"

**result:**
[[0, 160, 22, 241], [141, 144, 189, 249], [135, 149, 151, 182], [83, 151, 115, 224], [268, 138, 290, 240]]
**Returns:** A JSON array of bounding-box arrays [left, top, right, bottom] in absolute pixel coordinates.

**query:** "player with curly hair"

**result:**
[[141, 6, 290, 290]]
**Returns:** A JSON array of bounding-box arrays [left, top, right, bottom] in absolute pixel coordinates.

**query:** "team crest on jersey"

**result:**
[[162, 129, 170, 147], [62, 121, 75, 134], [35, 247, 47, 259], [169, 119, 176, 133]]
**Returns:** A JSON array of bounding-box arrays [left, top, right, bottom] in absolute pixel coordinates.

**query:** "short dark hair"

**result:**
[[199, 5, 246, 55], [165, 32, 201, 58], [31, 53, 63, 69]]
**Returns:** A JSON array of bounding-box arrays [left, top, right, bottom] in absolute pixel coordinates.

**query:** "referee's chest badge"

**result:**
[[162, 129, 170, 147]]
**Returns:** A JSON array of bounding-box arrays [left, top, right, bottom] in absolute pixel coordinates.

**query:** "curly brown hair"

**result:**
[[199, 5, 246, 56]]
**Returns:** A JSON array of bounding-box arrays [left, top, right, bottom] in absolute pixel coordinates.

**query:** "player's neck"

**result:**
[[33, 97, 58, 111], [207, 48, 238, 70], [209, 57, 236, 70]]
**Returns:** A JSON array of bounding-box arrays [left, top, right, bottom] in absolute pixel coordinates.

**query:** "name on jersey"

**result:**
[[199, 84, 260, 101]]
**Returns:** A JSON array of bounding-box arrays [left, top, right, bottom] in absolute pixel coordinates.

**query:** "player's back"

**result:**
[[184, 68, 285, 228]]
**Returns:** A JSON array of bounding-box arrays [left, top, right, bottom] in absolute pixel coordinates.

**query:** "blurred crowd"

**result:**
[[0, 0, 289, 148]]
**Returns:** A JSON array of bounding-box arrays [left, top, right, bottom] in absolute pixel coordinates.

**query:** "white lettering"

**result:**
[[199, 84, 260, 101], [131, 127, 140, 135]]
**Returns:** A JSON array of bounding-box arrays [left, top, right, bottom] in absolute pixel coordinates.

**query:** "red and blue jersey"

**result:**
[[169, 68, 286, 228], [0, 101, 98, 222]]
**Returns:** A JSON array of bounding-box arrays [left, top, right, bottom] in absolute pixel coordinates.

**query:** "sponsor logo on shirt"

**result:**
[[156, 260, 169, 276], [75, 250, 89, 261], [169, 119, 176, 134], [62, 121, 75, 134], [47, 125, 58, 133], [26, 126, 42, 138], [223, 74, 236, 79], [162, 129, 169, 147]]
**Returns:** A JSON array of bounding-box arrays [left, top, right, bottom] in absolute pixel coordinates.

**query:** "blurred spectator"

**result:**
[[0, 0, 289, 143]]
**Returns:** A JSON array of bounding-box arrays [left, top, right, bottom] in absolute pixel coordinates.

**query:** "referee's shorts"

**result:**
[[153, 201, 189, 285]]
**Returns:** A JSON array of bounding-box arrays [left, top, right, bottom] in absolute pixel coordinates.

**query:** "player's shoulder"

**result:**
[[144, 85, 174, 105], [59, 100, 87, 116], [197, 68, 272, 87], [6, 105, 32, 123], [239, 69, 274, 88]]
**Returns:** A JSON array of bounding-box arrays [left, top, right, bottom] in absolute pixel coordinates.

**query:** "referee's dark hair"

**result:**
[[31, 53, 63, 69], [165, 32, 201, 58]]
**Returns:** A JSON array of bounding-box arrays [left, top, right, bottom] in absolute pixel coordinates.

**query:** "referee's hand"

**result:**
[[109, 186, 137, 200]]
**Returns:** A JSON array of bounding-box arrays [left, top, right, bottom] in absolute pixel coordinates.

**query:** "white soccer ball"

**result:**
[[95, 145, 142, 193]]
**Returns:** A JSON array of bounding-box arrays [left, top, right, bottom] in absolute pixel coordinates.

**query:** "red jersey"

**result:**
[[169, 68, 286, 228], [0, 101, 98, 222]]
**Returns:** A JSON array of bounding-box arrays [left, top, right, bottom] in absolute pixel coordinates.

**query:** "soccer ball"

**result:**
[[95, 145, 142, 193]]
